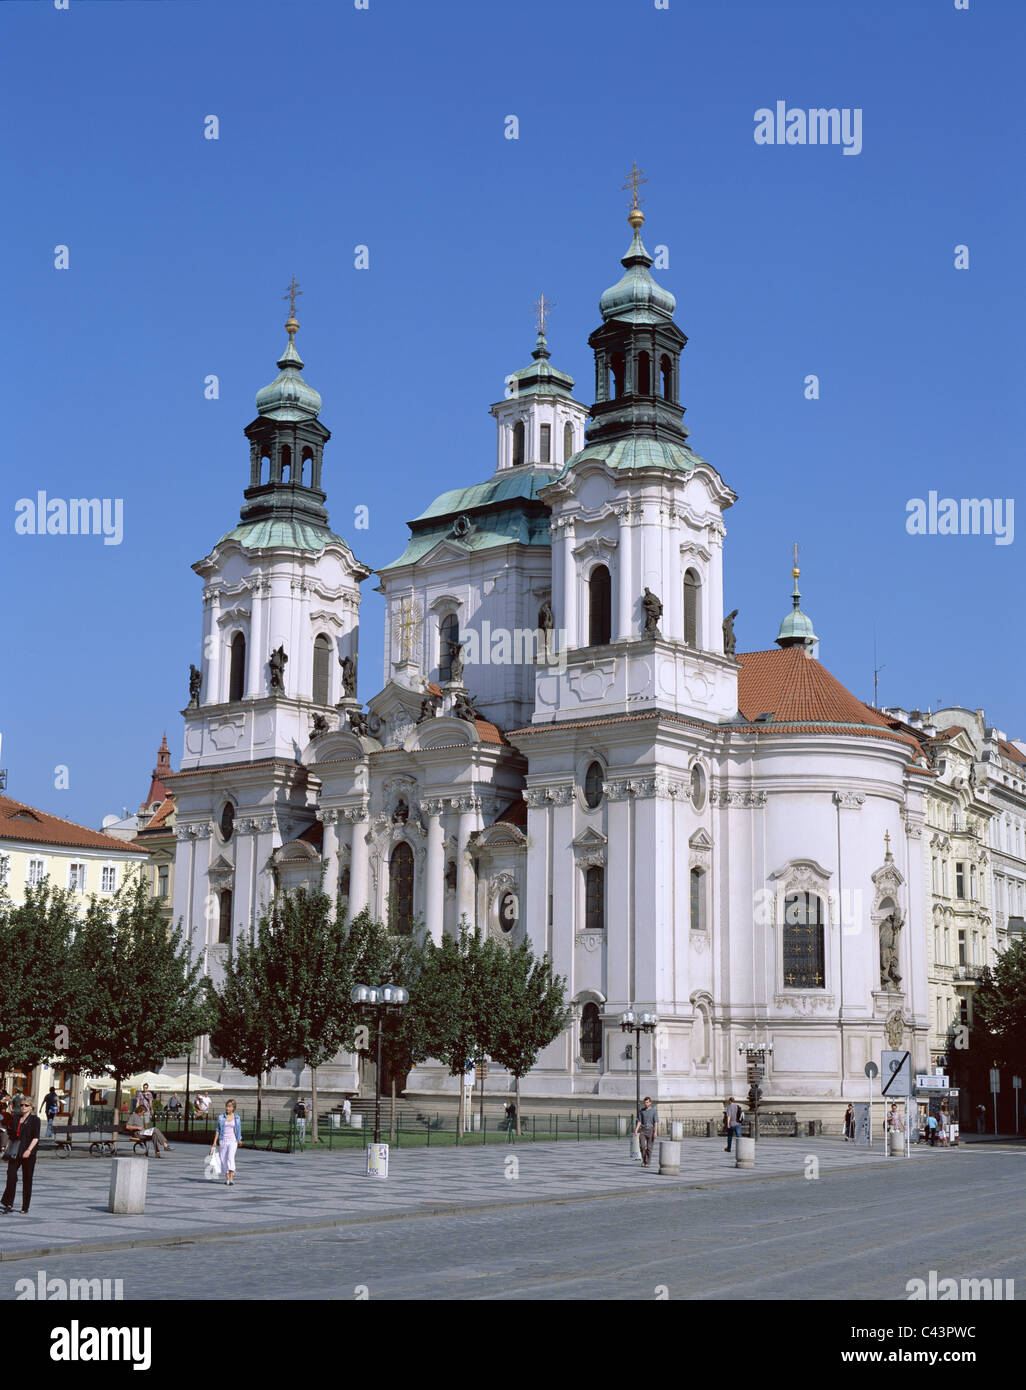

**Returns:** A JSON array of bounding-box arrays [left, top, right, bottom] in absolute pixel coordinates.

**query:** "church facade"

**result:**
[[169, 203, 934, 1113]]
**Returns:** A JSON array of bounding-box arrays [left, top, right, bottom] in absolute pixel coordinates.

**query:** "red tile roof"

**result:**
[[0, 795, 149, 855], [735, 649, 919, 748], [999, 739, 1026, 767], [493, 798, 528, 829], [926, 725, 967, 743], [474, 718, 506, 746]]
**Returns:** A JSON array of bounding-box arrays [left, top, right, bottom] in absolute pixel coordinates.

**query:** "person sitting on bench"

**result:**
[[124, 1105, 172, 1155]]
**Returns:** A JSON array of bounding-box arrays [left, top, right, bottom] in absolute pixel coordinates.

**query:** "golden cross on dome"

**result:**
[[283, 275, 302, 319], [534, 292, 555, 334], [622, 160, 647, 210], [792, 540, 801, 571]]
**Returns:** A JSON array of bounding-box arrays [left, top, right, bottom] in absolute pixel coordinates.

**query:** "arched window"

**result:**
[[611, 352, 625, 398], [563, 421, 574, 462], [281, 444, 292, 483], [439, 613, 459, 682], [660, 354, 672, 400], [218, 890, 233, 945], [581, 1002, 602, 1063], [585, 866, 604, 932], [690, 763, 706, 809], [690, 868, 707, 932], [301, 446, 314, 487], [260, 452, 271, 485], [637, 350, 651, 395], [583, 761, 604, 809], [339, 866, 351, 900], [312, 634, 331, 705], [588, 566, 611, 646], [229, 632, 246, 702], [539, 423, 551, 463], [389, 842, 414, 936], [512, 421, 525, 468], [683, 570, 699, 647], [783, 891, 825, 988], [219, 802, 234, 842]]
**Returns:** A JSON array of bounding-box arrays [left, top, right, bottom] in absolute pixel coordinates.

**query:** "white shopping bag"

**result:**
[[203, 1152, 222, 1181]]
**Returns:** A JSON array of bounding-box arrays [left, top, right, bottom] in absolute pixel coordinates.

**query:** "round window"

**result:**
[[690, 764, 705, 809], [220, 802, 235, 841], [583, 761, 604, 809], [499, 892, 518, 932]]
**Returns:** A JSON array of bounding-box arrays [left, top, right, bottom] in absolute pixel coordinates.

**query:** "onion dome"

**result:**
[[598, 208, 677, 325], [254, 313, 323, 421], [776, 558, 818, 652]]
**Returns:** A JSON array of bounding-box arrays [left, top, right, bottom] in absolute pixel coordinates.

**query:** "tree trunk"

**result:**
[[455, 1068, 463, 1146], [114, 1076, 123, 1127], [256, 1074, 263, 1130], [311, 1063, 318, 1144], [515, 1074, 522, 1136], [390, 1075, 396, 1145]]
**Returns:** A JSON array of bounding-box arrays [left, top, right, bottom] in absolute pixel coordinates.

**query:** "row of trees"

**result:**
[[0, 878, 570, 1139], [211, 887, 571, 1140]]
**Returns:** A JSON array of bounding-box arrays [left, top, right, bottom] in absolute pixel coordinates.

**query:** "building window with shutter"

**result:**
[[683, 570, 699, 647], [581, 1002, 602, 1064], [229, 631, 246, 702], [313, 633, 331, 705], [218, 890, 233, 944], [588, 566, 611, 646], [68, 863, 87, 892], [101, 865, 117, 893], [585, 866, 604, 933], [690, 867, 706, 932], [27, 858, 46, 886], [157, 865, 169, 899]]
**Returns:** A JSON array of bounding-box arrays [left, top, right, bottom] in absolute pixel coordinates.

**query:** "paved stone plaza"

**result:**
[[1, 1137, 1022, 1299]]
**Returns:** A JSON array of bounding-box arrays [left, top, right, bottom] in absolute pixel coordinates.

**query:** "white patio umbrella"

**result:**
[[163, 1073, 224, 1092], [121, 1071, 182, 1091]]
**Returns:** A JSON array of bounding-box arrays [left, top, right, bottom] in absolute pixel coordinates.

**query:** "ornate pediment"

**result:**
[[207, 854, 235, 887], [571, 536, 618, 564], [572, 826, 607, 869], [689, 828, 713, 851]]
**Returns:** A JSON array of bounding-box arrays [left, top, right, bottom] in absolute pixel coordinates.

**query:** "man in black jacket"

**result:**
[[2, 1100, 40, 1213]]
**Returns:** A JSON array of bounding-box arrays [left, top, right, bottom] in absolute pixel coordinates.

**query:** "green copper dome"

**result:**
[[599, 221, 677, 325], [507, 329, 575, 397], [776, 565, 818, 650], [255, 329, 323, 421]]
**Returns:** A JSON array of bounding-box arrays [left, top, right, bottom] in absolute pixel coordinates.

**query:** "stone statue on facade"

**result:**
[[641, 587, 663, 638], [188, 663, 202, 707], [392, 798, 409, 824], [310, 713, 330, 738], [339, 654, 357, 699], [417, 693, 440, 724], [879, 909, 904, 990], [448, 640, 465, 685], [269, 645, 288, 692], [348, 708, 370, 737], [453, 690, 477, 722], [722, 609, 738, 656], [539, 600, 554, 634]]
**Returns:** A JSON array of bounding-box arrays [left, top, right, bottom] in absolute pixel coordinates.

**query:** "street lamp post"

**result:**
[[621, 1007, 658, 1156], [736, 1040, 773, 1140], [351, 983, 409, 1149]]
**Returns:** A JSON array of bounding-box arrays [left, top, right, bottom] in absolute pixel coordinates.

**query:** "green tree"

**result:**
[[0, 880, 77, 1091], [489, 941, 571, 1134], [209, 917, 287, 1128], [263, 885, 355, 1143], [63, 879, 209, 1119], [975, 939, 1026, 1069], [416, 925, 506, 1142]]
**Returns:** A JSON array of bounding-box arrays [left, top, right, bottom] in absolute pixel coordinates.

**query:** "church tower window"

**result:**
[[583, 762, 604, 809], [512, 421, 525, 467], [229, 632, 246, 702], [539, 423, 551, 463], [563, 421, 574, 461], [312, 634, 331, 705], [218, 889, 233, 944], [660, 354, 672, 399], [585, 866, 605, 932], [439, 613, 459, 682], [637, 350, 651, 395], [683, 570, 699, 647], [690, 867, 706, 932], [581, 1002, 602, 1064], [611, 352, 625, 398], [389, 842, 415, 936], [280, 444, 292, 483], [588, 566, 611, 646], [783, 892, 825, 988]]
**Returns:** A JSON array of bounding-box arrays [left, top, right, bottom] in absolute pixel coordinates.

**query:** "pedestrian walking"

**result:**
[[887, 1103, 904, 1133], [504, 1102, 517, 1139], [211, 1099, 241, 1185], [293, 1098, 308, 1145], [125, 1105, 172, 1155], [843, 1103, 854, 1142], [136, 1084, 154, 1117], [634, 1097, 659, 1167], [926, 1112, 938, 1145], [0, 1098, 10, 1157], [976, 1104, 986, 1135], [1, 1098, 40, 1213], [724, 1096, 743, 1153], [166, 1093, 183, 1116], [40, 1087, 60, 1139]]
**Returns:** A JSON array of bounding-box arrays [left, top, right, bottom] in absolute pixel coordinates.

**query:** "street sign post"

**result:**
[[1013, 1076, 1022, 1135], [865, 1061, 878, 1150], [881, 1051, 912, 1155], [990, 1067, 1001, 1135]]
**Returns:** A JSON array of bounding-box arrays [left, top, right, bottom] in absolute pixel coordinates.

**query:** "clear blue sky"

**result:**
[[1, 0, 1023, 827]]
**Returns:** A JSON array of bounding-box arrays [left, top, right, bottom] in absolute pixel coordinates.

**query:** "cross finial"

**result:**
[[622, 160, 647, 211], [792, 540, 801, 571], [283, 275, 302, 321], [533, 292, 555, 334], [884, 830, 892, 860]]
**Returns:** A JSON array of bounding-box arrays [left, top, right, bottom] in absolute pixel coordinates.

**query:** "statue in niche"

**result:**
[[269, 645, 288, 692], [879, 909, 904, 990], [641, 587, 663, 637], [339, 654, 357, 699], [188, 664, 202, 707], [445, 859, 458, 892], [392, 799, 409, 824], [448, 640, 465, 685], [722, 609, 739, 656], [539, 600, 554, 634]]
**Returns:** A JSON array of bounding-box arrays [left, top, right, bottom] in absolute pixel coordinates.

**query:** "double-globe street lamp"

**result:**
[[351, 983, 409, 1145], [621, 1007, 659, 1155]]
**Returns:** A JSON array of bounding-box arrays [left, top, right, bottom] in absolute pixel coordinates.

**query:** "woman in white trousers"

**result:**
[[211, 1099, 241, 1186]]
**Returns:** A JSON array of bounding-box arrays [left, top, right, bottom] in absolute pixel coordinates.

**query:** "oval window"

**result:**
[[690, 765, 705, 810], [499, 892, 518, 932], [220, 803, 235, 841], [583, 762, 604, 809]]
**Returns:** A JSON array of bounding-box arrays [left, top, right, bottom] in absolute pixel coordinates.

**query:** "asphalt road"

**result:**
[[4, 1145, 1022, 1301]]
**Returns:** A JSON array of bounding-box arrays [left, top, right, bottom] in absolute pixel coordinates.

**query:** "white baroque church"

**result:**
[[169, 203, 933, 1116]]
